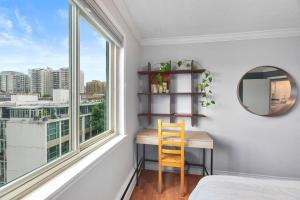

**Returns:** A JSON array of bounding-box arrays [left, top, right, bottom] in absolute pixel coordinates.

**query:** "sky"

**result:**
[[0, 0, 107, 82]]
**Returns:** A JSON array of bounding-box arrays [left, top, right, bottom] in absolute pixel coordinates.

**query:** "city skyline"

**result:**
[[0, 0, 107, 82], [0, 67, 106, 97]]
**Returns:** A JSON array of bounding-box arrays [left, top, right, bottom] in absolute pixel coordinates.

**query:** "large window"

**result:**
[[0, 0, 121, 197], [0, 0, 72, 189], [79, 16, 109, 144]]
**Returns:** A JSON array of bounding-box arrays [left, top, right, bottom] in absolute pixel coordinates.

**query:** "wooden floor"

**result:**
[[130, 170, 202, 200]]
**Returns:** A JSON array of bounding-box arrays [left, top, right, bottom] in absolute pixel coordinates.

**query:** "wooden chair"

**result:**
[[158, 119, 185, 196]]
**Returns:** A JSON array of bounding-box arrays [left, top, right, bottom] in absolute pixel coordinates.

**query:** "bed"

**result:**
[[189, 175, 300, 200]]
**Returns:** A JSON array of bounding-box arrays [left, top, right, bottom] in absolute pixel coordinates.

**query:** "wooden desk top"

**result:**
[[136, 129, 213, 149]]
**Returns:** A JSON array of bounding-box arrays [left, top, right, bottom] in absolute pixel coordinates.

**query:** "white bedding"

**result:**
[[189, 175, 300, 200]]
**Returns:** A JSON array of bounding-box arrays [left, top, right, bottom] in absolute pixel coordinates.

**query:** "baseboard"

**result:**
[[145, 162, 300, 181], [115, 168, 135, 200], [116, 164, 144, 200]]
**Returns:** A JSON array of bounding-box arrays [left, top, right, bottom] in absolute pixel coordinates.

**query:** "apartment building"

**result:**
[[0, 71, 30, 94], [86, 80, 105, 95], [30, 68, 53, 97], [0, 99, 100, 185]]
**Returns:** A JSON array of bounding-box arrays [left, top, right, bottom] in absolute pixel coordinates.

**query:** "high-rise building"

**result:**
[[30, 68, 53, 97], [59, 68, 84, 93], [59, 68, 69, 90], [0, 71, 30, 94], [86, 80, 105, 95], [52, 70, 60, 89]]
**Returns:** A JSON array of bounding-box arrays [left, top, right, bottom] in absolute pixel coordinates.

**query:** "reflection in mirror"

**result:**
[[237, 66, 297, 116]]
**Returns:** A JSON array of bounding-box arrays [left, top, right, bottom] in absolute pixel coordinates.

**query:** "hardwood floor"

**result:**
[[130, 170, 202, 200]]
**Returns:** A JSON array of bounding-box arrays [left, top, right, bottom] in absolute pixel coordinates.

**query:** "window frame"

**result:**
[[0, 0, 121, 198], [78, 11, 116, 149]]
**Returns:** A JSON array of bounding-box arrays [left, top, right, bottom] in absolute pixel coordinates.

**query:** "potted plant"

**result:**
[[155, 73, 164, 93], [198, 71, 215, 107], [159, 62, 171, 72], [176, 59, 199, 70]]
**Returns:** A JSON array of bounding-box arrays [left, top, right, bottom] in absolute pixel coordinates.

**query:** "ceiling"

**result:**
[[114, 0, 300, 43]]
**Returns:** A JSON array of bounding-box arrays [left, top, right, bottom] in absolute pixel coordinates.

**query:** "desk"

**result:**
[[135, 129, 214, 185]]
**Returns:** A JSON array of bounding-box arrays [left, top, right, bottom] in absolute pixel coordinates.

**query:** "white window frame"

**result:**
[[0, 0, 122, 198]]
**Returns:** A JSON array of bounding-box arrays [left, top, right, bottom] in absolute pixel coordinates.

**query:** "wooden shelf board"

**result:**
[[137, 92, 203, 95], [137, 69, 205, 75], [138, 113, 206, 117]]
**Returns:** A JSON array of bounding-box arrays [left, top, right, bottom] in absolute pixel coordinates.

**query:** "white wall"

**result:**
[[141, 37, 300, 178], [7, 121, 46, 182], [53, 0, 141, 199]]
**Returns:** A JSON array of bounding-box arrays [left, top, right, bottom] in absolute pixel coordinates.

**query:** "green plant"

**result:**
[[198, 71, 215, 107], [176, 60, 198, 70], [155, 73, 165, 86], [91, 102, 105, 133], [159, 62, 171, 72]]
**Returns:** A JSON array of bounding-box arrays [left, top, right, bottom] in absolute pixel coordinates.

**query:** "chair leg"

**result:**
[[180, 166, 185, 196], [158, 166, 162, 193]]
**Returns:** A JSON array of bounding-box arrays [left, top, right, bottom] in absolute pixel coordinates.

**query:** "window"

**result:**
[[61, 120, 69, 136], [47, 122, 60, 141], [79, 16, 110, 144], [0, 0, 72, 189], [0, 0, 121, 196], [61, 141, 70, 155], [47, 145, 59, 162]]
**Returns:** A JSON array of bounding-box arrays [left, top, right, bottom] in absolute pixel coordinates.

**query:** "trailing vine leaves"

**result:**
[[198, 71, 215, 107]]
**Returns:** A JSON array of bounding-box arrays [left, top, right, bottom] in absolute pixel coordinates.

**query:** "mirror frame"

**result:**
[[237, 66, 298, 116]]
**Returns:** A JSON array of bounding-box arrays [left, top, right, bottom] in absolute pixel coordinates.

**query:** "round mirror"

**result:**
[[237, 66, 297, 116]]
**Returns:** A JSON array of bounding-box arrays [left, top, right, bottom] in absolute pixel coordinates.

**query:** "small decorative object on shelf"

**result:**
[[198, 71, 216, 107], [162, 82, 167, 93], [151, 84, 158, 93]]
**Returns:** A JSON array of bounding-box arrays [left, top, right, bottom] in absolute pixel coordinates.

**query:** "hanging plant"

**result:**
[[198, 71, 215, 107]]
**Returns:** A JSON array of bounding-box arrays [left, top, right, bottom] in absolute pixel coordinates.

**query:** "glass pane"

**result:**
[[79, 16, 109, 143], [0, 0, 71, 187]]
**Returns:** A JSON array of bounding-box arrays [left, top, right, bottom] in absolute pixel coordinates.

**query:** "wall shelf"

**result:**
[[138, 113, 206, 117], [137, 92, 204, 95], [137, 61, 206, 126], [137, 69, 206, 75]]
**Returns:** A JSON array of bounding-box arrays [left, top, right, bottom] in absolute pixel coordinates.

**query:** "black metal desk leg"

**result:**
[[202, 149, 206, 176], [143, 144, 145, 170], [210, 149, 213, 175], [136, 143, 139, 186]]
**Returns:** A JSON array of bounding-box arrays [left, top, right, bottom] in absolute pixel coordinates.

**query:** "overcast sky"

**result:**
[[0, 0, 107, 82]]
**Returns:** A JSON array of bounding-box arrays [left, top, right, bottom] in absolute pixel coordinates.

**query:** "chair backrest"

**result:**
[[158, 119, 185, 166]]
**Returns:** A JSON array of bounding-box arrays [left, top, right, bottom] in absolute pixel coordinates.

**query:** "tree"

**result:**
[[91, 102, 105, 133]]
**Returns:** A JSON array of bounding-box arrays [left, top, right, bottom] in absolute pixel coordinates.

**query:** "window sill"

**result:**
[[22, 134, 127, 200]]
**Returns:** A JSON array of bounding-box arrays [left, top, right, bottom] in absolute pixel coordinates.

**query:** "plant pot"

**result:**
[[151, 84, 158, 93], [158, 85, 163, 93], [162, 82, 167, 93]]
